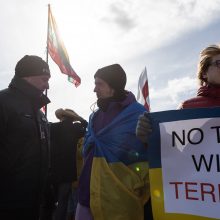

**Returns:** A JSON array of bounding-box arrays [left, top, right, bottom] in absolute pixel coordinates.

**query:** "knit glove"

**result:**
[[136, 112, 152, 144]]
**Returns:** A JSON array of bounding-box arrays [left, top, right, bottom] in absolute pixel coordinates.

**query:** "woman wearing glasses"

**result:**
[[136, 43, 220, 144], [178, 44, 220, 109]]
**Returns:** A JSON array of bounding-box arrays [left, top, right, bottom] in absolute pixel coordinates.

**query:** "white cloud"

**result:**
[[1, 0, 220, 121], [105, 2, 136, 31], [150, 76, 197, 111]]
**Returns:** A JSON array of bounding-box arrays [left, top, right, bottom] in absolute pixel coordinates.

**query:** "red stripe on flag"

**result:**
[[142, 81, 149, 100], [137, 67, 150, 112], [48, 41, 80, 86], [41, 105, 46, 114], [141, 81, 150, 111]]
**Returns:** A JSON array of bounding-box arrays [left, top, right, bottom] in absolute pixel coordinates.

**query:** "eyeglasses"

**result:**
[[209, 60, 220, 68]]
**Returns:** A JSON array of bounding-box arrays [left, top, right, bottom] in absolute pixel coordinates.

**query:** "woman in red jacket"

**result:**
[[179, 44, 220, 109], [136, 43, 220, 220], [136, 44, 220, 144]]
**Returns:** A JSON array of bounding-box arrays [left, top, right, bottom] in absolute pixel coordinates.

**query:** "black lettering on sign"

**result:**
[[192, 154, 220, 172]]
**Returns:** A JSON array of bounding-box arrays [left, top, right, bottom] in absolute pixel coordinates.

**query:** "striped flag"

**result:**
[[137, 67, 150, 111], [47, 5, 81, 87], [41, 105, 46, 114]]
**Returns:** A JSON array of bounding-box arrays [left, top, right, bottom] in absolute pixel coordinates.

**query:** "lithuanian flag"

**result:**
[[47, 5, 81, 87]]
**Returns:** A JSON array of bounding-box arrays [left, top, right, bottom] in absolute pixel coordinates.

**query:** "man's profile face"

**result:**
[[24, 75, 51, 93], [94, 77, 114, 99]]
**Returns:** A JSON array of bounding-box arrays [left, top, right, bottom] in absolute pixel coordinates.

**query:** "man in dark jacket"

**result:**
[[39, 108, 88, 220], [0, 55, 51, 220], [51, 108, 87, 220]]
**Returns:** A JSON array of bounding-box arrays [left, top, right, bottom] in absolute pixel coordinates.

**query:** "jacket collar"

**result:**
[[97, 91, 135, 112], [9, 76, 50, 109]]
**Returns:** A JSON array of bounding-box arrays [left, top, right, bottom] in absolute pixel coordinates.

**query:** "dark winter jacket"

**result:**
[[0, 76, 50, 209], [179, 84, 220, 109], [50, 119, 87, 184]]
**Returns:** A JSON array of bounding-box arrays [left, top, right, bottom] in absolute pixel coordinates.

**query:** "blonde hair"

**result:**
[[197, 44, 220, 86]]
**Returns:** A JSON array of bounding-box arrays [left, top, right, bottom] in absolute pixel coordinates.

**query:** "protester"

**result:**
[[67, 137, 84, 220], [178, 44, 220, 109], [76, 64, 150, 220], [0, 55, 51, 220], [40, 109, 87, 220], [136, 44, 220, 220], [136, 44, 220, 144], [51, 109, 87, 220]]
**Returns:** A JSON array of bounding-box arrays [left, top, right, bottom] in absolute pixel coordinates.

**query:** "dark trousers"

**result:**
[[53, 182, 72, 220], [144, 198, 153, 220], [39, 183, 56, 220], [39, 182, 72, 220], [0, 208, 39, 220]]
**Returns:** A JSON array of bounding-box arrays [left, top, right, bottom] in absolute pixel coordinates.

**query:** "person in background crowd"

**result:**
[[67, 137, 84, 220], [0, 55, 51, 220], [51, 108, 87, 220], [40, 109, 87, 220], [76, 64, 150, 220]]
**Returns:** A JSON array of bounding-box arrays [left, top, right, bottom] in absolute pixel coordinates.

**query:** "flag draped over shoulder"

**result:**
[[137, 67, 150, 111], [84, 102, 150, 220], [47, 5, 81, 87]]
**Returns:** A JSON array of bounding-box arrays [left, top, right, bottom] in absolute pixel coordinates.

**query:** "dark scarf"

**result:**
[[97, 91, 127, 112], [9, 76, 50, 109]]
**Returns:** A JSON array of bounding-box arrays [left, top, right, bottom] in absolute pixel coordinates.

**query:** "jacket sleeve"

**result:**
[[0, 103, 7, 138], [72, 120, 88, 139], [0, 103, 18, 175]]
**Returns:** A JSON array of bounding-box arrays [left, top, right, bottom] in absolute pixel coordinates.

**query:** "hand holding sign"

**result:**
[[136, 112, 152, 144]]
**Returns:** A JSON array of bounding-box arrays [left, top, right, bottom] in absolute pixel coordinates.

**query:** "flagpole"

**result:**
[[45, 4, 50, 117], [46, 4, 52, 172]]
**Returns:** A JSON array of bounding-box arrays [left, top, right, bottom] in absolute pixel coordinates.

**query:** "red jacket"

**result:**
[[179, 85, 220, 109]]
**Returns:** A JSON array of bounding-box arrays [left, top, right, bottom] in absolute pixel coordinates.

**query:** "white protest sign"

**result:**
[[160, 117, 220, 219]]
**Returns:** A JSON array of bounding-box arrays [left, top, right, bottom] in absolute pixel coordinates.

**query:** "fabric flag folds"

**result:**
[[47, 5, 81, 87], [137, 67, 150, 111], [84, 102, 150, 220]]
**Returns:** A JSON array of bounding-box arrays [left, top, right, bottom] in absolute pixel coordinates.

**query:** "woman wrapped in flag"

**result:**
[[75, 64, 150, 220]]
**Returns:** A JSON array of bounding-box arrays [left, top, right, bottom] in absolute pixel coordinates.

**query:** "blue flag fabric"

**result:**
[[84, 102, 150, 220]]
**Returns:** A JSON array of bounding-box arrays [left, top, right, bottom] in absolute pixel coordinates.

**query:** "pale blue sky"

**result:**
[[1, 0, 220, 121]]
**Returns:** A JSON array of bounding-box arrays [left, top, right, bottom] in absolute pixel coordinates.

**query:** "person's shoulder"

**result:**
[[119, 101, 147, 120], [51, 120, 76, 136], [0, 87, 10, 97], [128, 101, 147, 112], [0, 87, 15, 104], [124, 91, 147, 111], [178, 96, 209, 109]]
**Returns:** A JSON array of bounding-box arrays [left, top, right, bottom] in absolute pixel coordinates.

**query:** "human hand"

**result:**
[[55, 108, 85, 122], [136, 112, 152, 144]]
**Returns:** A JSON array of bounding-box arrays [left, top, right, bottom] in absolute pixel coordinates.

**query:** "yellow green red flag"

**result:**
[[47, 5, 81, 87]]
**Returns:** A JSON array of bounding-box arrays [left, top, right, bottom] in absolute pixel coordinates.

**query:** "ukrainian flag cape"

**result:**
[[84, 102, 150, 220]]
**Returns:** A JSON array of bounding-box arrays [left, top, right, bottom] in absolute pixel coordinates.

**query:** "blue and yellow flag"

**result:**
[[84, 102, 150, 220]]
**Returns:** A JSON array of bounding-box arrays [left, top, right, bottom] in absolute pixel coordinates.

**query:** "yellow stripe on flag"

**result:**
[[90, 157, 150, 220]]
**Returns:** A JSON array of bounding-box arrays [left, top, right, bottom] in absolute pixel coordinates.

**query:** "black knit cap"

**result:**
[[15, 55, 50, 78], [94, 64, 127, 92]]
